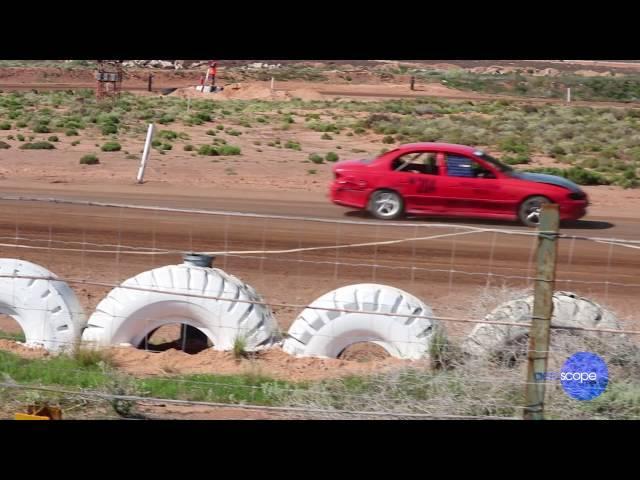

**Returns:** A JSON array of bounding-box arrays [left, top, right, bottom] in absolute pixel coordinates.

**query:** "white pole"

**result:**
[[567, 87, 571, 103], [137, 123, 155, 184], [270, 77, 274, 92]]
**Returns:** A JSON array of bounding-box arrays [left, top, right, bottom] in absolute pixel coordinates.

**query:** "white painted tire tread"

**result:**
[[0, 259, 86, 352], [81, 264, 278, 351], [283, 283, 437, 360]]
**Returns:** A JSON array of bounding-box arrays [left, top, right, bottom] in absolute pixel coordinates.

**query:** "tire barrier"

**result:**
[[461, 291, 621, 358], [283, 283, 438, 360], [81, 256, 279, 351], [0, 259, 86, 352]]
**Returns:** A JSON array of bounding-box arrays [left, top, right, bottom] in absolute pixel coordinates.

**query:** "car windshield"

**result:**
[[473, 150, 514, 174]]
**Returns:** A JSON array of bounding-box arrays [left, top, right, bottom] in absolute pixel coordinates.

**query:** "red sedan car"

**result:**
[[330, 143, 588, 227]]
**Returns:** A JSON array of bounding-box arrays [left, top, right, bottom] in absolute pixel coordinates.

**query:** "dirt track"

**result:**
[[1, 182, 638, 338]]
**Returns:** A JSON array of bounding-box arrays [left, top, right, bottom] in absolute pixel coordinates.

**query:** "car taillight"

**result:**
[[568, 191, 586, 200]]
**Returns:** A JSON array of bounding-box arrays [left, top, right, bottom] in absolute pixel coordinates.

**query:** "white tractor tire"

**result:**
[[461, 291, 621, 358], [81, 263, 278, 351], [0, 258, 86, 352], [282, 283, 438, 360]]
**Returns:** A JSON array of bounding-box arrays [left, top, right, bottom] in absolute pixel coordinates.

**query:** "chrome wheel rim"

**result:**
[[523, 200, 545, 225], [374, 193, 400, 218]]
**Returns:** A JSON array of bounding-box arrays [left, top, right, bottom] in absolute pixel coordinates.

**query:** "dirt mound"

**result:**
[[0, 339, 49, 359], [107, 345, 408, 382]]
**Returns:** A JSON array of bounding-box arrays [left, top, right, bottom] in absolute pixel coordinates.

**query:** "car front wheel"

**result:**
[[368, 190, 404, 220], [518, 196, 552, 227]]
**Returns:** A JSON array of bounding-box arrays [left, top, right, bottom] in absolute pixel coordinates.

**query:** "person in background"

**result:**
[[208, 62, 218, 87]]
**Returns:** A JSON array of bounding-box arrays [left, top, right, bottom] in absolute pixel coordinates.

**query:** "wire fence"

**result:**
[[0, 196, 638, 420]]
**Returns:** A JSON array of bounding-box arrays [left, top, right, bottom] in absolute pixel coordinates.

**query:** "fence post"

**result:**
[[523, 203, 559, 420], [566, 87, 571, 103], [136, 123, 155, 184]]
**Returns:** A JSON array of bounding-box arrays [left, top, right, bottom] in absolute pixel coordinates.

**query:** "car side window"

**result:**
[[446, 154, 495, 178], [392, 152, 438, 175]]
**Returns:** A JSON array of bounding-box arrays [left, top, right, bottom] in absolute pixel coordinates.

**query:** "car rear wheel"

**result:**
[[518, 196, 552, 227], [368, 190, 404, 220]]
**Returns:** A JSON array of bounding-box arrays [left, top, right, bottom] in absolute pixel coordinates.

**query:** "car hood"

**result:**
[[511, 172, 582, 193]]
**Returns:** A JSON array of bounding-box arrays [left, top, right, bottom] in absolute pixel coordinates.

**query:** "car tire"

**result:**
[[368, 190, 404, 220], [518, 196, 552, 227]]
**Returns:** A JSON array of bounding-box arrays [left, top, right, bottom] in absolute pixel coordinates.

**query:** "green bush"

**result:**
[[325, 152, 339, 162], [7, 135, 14, 140], [0, 122, 11, 130], [101, 124, 118, 135], [499, 137, 529, 154], [65, 129, 79, 136], [216, 124, 225, 130], [16, 121, 27, 128], [20, 141, 55, 150], [33, 124, 50, 134], [183, 144, 195, 151], [309, 153, 324, 164], [158, 130, 178, 140], [321, 133, 333, 140], [219, 145, 241, 156], [160, 143, 172, 151], [502, 154, 530, 165], [549, 145, 567, 158], [285, 140, 301, 150], [16, 134, 24, 141], [206, 130, 217, 136], [47, 135, 59, 142], [0, 141, 10, 149], [80, 154, 99, 165], [382, 135, 395, 144], [307, 169, 317, 174], [525, 166, 610, 186], [198, 145, 220, 156], [100, 142, 121, 152], [71, 140, 80, 146]]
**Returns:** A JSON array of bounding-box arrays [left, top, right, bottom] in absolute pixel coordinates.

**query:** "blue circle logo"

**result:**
[[560, 352, 608, 401]]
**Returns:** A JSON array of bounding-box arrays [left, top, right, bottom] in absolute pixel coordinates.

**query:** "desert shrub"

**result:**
[[20, 141, 55, 150], [65, 129, 79, 136], [80, 154, 100, 165], [183, 144, 194, 151], [198, 145, 220, 156], [325, 152, 339, 162], [100, 142, 121, 152], [285, 140, 301, 150], [502, 154, 530, 165], [47, 135, 59, 142], [309, 153, 324, 164], [0, 141, 10, 149], [101, 124, 118, 135], [219, 145, 241, 155], [0, 122, 11, 130]]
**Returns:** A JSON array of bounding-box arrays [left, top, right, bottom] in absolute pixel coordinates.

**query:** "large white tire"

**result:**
[[0, 258, 86, 352], [461, 291, 621, 358], [81, 263, 278, 351], [282, 283, 438, 360]]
